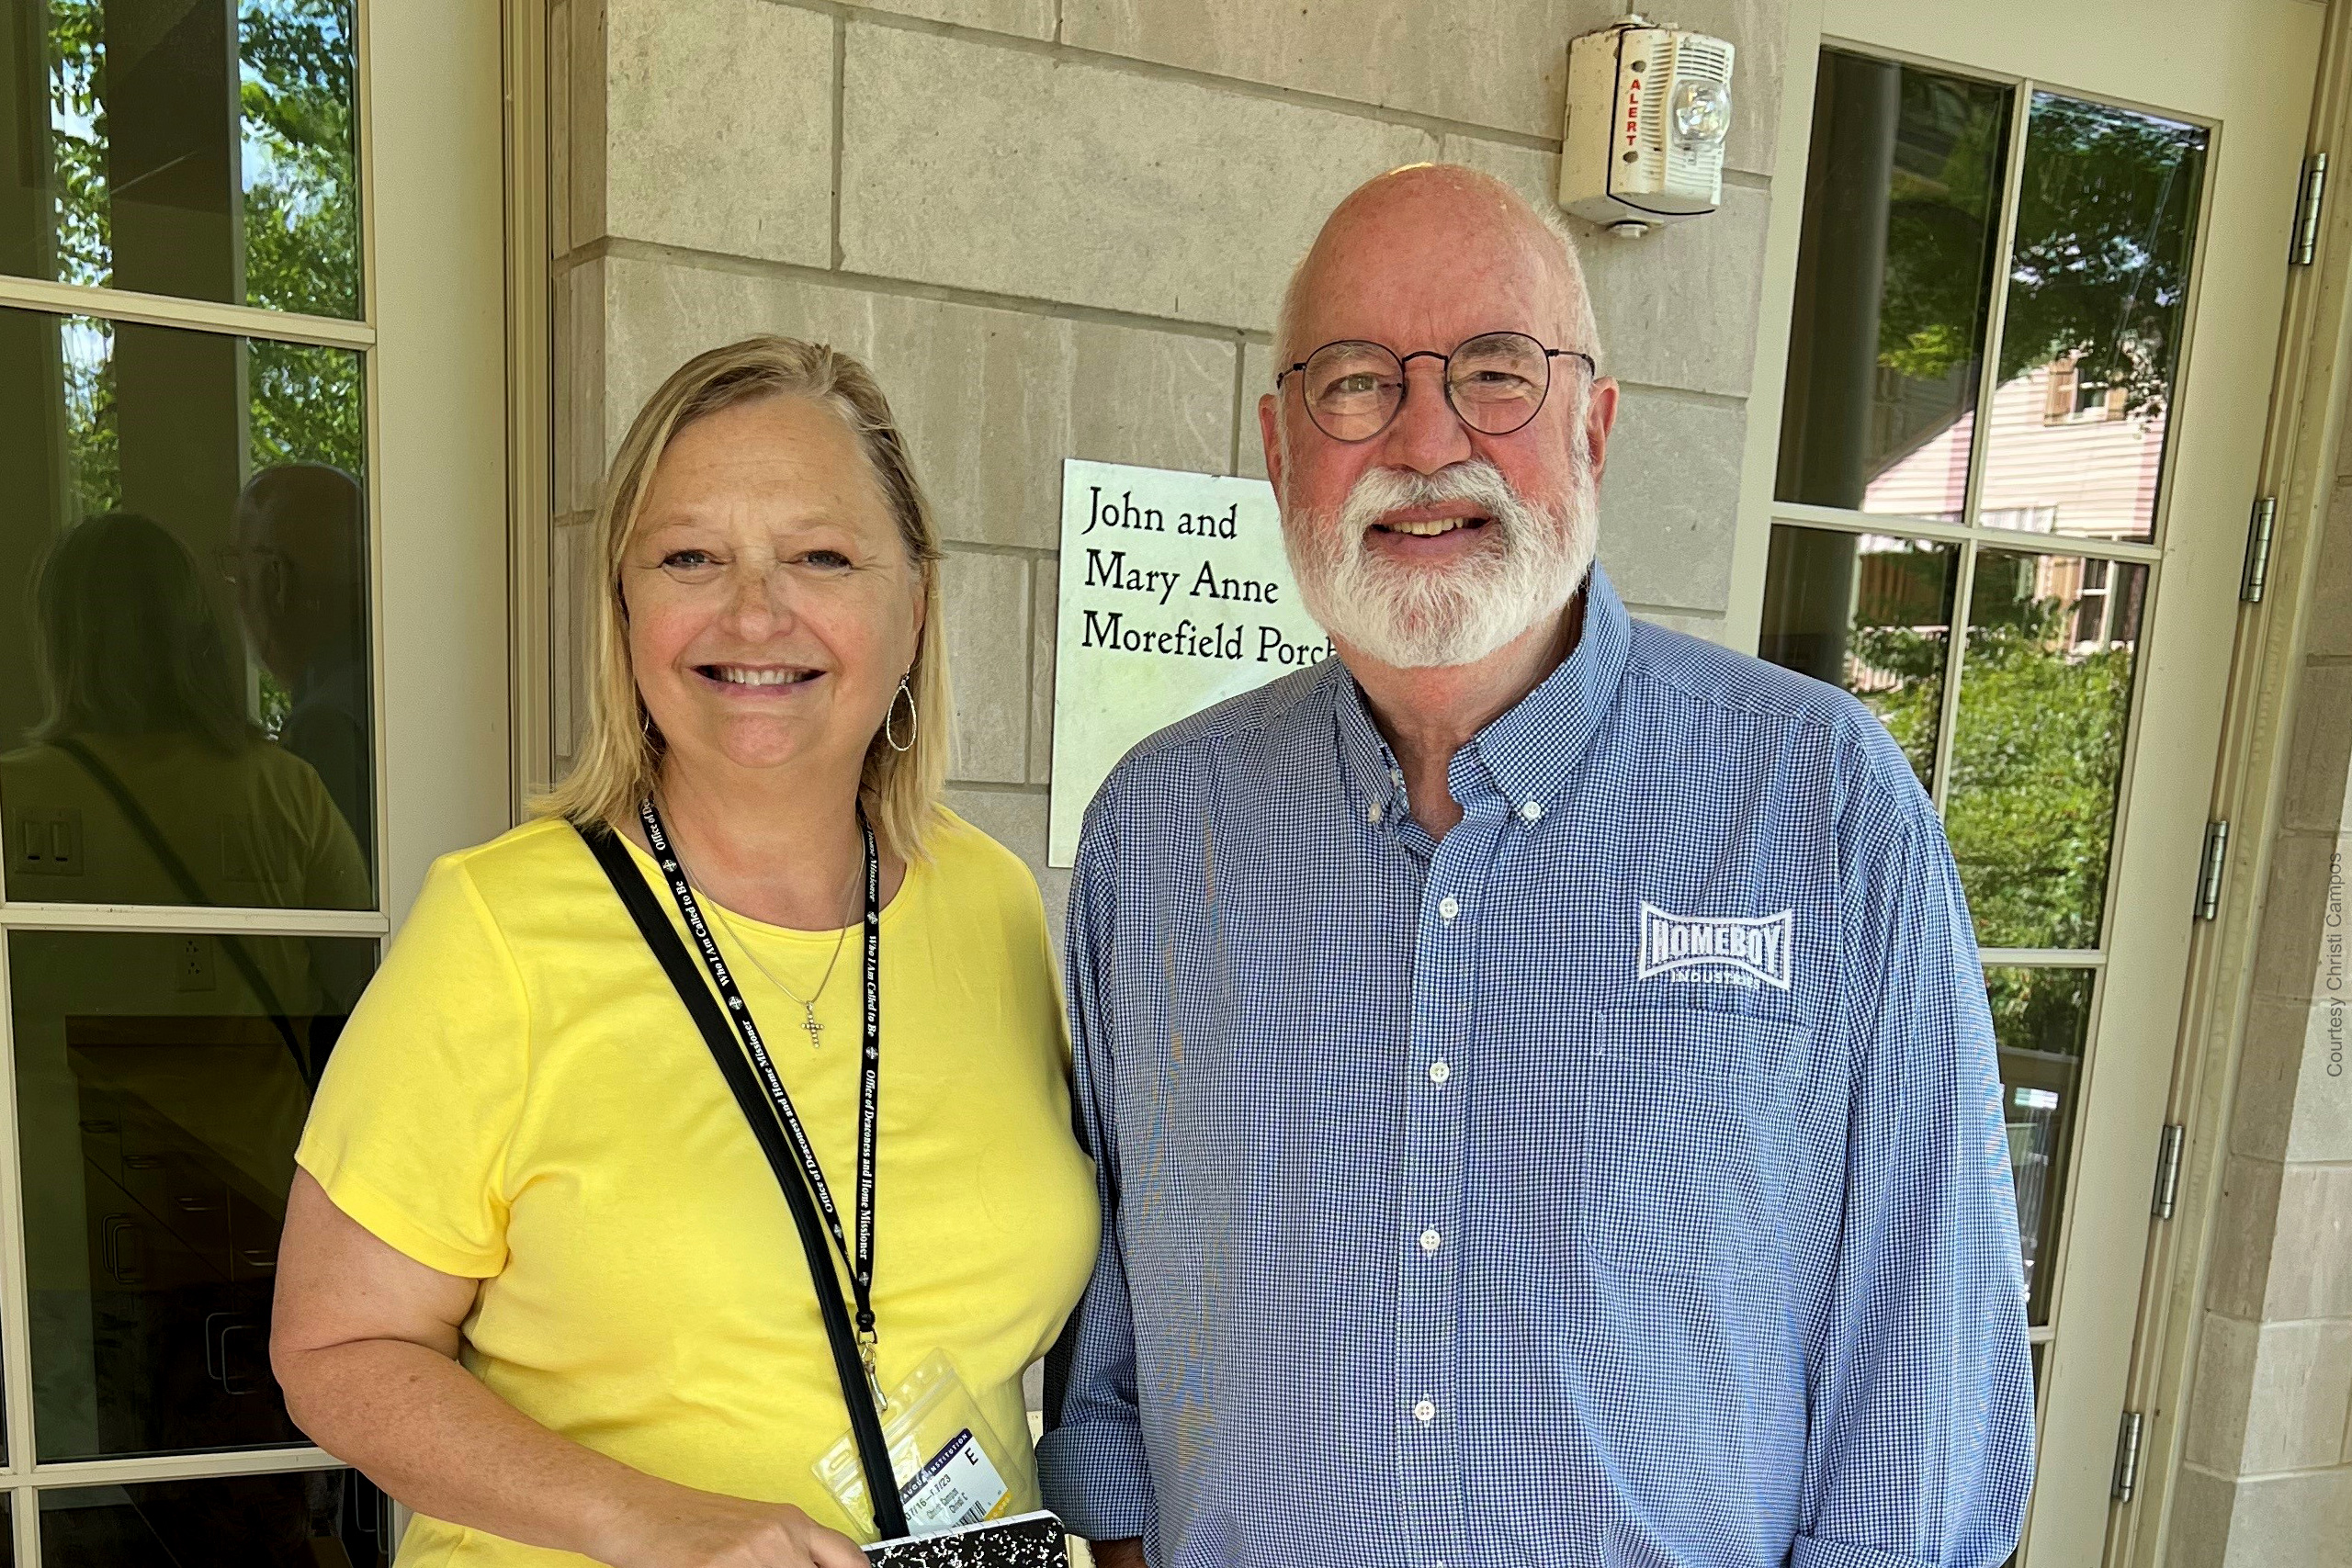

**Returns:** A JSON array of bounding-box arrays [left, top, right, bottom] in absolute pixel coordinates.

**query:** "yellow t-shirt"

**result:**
[[295, 811, 1098, 1566]]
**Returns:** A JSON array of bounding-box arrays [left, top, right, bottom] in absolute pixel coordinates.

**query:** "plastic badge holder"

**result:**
[[814, 1350, 1023, 1538]]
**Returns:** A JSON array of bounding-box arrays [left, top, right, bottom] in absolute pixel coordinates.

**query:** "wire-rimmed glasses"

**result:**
[[1276, 331, 1598, 443]]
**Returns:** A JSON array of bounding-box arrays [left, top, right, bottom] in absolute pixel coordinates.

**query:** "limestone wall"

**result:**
[[548, 0, 1792, 910]]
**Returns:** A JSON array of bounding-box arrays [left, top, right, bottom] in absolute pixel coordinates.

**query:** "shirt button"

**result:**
[[1438, 896, 1461, 921], [1521, 799, 1544, 822], [1419, 1228, 1442, 1254], [1368, 802, 1383, 824], [1413, 1399, 1437, 1423], [1429, 1060, 1451, 1085]]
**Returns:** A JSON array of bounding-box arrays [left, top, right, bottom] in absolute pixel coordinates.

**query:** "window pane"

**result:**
[[1946, 548, 2146, 949], [10, 930, 373, 1461], [0, 308, 374, 907], [1, 0, 362, 319], [40, 1472, 390, 1566], [1758, 525, 1958, 788], [1986, 965, 2094, 1327], [1978, 95, 2209, 544], [1777, 50, 2012, 520]]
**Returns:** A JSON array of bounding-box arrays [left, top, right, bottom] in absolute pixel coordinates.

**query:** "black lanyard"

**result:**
[[638, 796, 885, 1381]]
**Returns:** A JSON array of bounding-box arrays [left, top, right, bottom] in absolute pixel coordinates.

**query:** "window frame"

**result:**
[[0, 0, 515, 1554]]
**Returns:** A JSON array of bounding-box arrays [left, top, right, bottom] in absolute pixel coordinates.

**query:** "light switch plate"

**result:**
[[14, 807, 84, 876]]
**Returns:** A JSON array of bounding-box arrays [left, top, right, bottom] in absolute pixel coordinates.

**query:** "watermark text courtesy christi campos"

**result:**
[[2327, 852, 2344, 1078]]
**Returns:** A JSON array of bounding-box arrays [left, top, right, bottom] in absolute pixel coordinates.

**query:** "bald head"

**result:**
[[1257, 163, 1619, 680], [1274, 164, 1602, 371]]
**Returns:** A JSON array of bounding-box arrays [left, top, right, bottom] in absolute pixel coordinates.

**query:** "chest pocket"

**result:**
[[1582, 1006, 1806, 1280]]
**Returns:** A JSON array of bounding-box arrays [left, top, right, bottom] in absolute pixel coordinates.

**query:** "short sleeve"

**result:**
[[296, 852, 531, 1279]]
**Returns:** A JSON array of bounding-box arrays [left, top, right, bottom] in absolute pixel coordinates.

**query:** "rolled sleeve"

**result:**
[[1038, 809, 1156, 1545]]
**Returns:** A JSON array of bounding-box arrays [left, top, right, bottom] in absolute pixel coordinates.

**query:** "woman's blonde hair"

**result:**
[[537, 335, 950, 863]]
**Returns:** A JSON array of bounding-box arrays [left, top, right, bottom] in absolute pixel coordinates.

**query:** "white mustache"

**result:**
[[1283, 455, 1597, 669], [1339, 460, 1537, 539]]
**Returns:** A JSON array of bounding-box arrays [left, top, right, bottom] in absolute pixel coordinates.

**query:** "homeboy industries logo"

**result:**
[[1637, 903, 1794, 991]]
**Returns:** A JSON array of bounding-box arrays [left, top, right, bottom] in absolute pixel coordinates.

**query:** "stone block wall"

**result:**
[[548, 0, 1792, 913], [2171, 447, 2352, 1565]]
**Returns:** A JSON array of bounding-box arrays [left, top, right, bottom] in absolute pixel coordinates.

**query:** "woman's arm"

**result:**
[[271, 1171, 869, 1568]]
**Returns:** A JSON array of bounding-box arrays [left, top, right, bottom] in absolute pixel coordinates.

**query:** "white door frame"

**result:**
[[371, 0, 514, 920]]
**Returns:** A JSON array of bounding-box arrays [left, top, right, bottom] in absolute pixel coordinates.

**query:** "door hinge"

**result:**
[[2294, 152, 2328, 266], [2152, 1122, 2186, 1220], [2196, 819, 2230, 922], [2241, 496, 2278, 603], [2113, 1410, 2145, 1501]]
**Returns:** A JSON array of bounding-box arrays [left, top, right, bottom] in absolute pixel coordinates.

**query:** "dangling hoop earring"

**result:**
[[883, 676, 916, 753]]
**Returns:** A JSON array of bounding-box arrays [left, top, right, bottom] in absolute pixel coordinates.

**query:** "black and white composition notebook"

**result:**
[[866, 1509, 1069, 1568]]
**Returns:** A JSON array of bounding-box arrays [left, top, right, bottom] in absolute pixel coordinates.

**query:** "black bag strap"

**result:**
[[576, 820, 910, 1540], [52, 737, 311, 1081]]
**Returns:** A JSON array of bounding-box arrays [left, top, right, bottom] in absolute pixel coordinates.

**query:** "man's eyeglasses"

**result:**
[[1275, 331, 1598, 443]]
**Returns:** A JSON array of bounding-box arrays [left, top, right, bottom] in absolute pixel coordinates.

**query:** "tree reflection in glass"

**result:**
[[1947, 548, 2147, 949], [1777, 52, 2011, 519], [1977, 96, 2208, 545], [6, 0, 360, 319], [1758, 525, 1959, 788]]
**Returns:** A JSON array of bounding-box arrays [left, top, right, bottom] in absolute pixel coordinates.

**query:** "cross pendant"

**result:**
[[801, 1006, 824, 1049]]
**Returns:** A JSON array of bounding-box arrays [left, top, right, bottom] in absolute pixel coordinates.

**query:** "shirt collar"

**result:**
[[1331, 562, 1634, 826]]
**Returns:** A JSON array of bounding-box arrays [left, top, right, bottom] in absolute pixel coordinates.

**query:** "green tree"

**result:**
[[1944, 581, 2138, 951], [47, 0, 363, 491], [1996, 96, 2204, 422], [1877, 89, 2206, 421]]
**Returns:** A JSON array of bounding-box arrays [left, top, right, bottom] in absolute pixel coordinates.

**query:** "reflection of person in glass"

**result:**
[[223, 463, 373, 844], [3, 508, 371, 1077], [0, 513, 373, 1459], [6, 510, 371, 922]]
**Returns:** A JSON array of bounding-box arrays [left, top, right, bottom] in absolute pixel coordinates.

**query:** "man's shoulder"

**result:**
[[1097, 661, 1337, 796], [1621, 616, 1929, 822]]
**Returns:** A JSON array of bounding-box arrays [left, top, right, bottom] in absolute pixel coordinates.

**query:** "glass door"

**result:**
[[1769, 54, 2200, 1333], [1753, 1, 2320, 1559], [0, 1, 509, 1560]]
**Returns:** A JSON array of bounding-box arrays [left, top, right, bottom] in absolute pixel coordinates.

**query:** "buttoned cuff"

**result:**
[[1791, 1536, 1940, 1568], [1035, 1416, 1152, 1544]]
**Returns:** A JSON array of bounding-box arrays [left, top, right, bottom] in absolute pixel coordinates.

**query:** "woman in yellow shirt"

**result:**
[[271, 337, 1098, 1568]]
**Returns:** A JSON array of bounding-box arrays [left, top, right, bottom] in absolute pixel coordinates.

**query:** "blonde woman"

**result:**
[[271, 338, 1098, 1568]]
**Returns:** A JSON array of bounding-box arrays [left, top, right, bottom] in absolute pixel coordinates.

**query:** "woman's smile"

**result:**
[[695, 660, 827, 695]]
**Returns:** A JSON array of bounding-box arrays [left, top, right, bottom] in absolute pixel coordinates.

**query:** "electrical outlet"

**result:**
[[14, 807, 83, 875], [175, 936, 215, 993]]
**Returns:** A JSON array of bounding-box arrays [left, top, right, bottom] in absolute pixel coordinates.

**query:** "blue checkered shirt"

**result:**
[[1037, 566, 2035, 1568]]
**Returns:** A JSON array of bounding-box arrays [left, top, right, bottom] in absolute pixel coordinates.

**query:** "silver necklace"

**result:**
[[666, 821, 856, 1050]]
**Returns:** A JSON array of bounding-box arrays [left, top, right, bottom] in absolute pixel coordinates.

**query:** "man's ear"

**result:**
[[1258, 392, 1284, 496], [1584, 378, 1622, 479]]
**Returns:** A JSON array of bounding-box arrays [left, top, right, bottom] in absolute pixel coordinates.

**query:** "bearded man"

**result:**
[[1035, 164, 2035, 1568]]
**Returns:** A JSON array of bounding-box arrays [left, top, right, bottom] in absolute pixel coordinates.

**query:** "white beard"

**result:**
[[1281, 447, 1598, 671]]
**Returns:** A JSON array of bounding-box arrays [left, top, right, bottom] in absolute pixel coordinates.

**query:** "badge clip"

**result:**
[[858, 1328, 890, 1412]]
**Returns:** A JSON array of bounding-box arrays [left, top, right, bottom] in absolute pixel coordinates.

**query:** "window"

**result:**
[[1763, 51, 2210, 1339], [0, 2, 405, 1558]]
